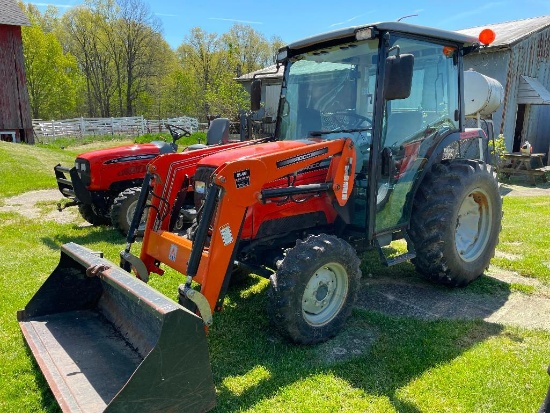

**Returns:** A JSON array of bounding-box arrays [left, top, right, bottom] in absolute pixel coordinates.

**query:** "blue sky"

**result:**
[[28, 0, 550, 49]]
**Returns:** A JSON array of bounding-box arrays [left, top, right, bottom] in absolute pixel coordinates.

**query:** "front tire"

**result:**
[[409, 160, 502, 286], [110, 187, 144, 236], [78, 204, 110, 226], [268, 234, 361, 344]]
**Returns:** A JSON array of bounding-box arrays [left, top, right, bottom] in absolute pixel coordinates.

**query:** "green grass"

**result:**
[[1, 142, 550, 412], [492, 196, 550, 284]]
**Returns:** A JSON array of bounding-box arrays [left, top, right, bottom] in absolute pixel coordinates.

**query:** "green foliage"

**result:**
[[35, 134, 131, 150], [489, 134, 508, 165], [133, 131, 205, 147], [21, 8, 81, 119], [21, 2, 281, 122]]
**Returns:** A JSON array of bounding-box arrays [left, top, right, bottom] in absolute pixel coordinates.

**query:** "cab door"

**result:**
[[373, 35, 460, 237]]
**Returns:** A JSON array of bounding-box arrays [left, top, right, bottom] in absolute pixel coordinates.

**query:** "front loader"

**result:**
[[19, 21, 504, 412]]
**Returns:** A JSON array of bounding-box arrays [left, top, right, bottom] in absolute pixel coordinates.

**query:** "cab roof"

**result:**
[[286, 21, 479, 51]]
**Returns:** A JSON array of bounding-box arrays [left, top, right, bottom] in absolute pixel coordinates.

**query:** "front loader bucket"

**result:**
[[17, 242, 216, 413]]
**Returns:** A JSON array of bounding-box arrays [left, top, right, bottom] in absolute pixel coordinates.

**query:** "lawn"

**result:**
[[1, 140, 549, 412]]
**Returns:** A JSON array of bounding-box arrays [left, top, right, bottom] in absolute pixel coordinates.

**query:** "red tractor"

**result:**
[[54, 120, 232, 235], [21, 22, 504, 412]]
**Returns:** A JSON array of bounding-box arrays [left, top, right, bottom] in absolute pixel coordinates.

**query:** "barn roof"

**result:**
[[0, 0, 31, 26], [458, 15, 550, 49], [235, 65, 284, 82]]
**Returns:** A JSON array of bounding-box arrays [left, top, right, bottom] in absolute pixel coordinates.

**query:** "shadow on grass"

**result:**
[[27, 245, 511, 412], [206, 273, 505, 413], [40, 224, 123, 251]]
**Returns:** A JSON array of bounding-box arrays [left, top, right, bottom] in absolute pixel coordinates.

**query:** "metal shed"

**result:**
[[235, 64, 284, 121], [0, 0, 33, 143], [459, 15, 550, 156]]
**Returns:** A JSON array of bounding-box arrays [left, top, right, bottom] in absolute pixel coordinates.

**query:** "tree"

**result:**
[[177, 27, 226, 119], [221, 24, 272, 74], [270, 35, 285, 63], [62, 5, 117, 117], [21, 15, 80, 119], [110, 0, 166, 116]]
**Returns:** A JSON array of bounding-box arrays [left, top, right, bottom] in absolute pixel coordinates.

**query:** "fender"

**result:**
[[403, 127, 490, 225]]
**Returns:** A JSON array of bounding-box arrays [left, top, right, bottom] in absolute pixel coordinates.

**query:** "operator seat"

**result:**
[[206, 118, 230, 145], [300, 107, 322, 137], [187, 118, 231, 151]]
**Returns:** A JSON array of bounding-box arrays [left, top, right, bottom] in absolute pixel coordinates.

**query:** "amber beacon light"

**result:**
[[478, 28, 496, 45]]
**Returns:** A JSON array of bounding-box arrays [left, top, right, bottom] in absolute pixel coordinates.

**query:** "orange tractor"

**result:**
[[19, 22, 503, 412]]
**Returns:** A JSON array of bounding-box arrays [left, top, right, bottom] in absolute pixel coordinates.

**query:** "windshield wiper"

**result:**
[[309, 128, 371, 137]]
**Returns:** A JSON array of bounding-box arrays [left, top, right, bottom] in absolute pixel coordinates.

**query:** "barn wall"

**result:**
[[511, 28, 550, 154], [0, 24, 33, 143]]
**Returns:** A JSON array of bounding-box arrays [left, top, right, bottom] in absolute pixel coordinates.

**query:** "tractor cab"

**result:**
[[254, 23, 484, 246]]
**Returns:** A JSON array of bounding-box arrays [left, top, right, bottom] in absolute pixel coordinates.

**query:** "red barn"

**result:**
[[0, 0, 32, 143]]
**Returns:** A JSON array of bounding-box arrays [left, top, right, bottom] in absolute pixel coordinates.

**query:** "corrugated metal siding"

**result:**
[[0, 24, 33, 142], [464, 50, 510, 143], [464, 26, 550, 154], [510, 28, 550, 153]]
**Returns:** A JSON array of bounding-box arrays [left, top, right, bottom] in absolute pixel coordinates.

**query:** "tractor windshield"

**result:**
[[278, 39, 379, 168]]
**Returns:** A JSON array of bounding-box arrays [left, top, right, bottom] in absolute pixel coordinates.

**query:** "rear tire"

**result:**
[[110, 187, 143, 236], [268, 234, 361, 344], [409, 160, 501, 286], [78, 204, 110, 226]]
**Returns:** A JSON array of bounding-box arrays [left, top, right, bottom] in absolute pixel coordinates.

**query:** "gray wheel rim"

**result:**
[[301, 262, 348, 326], [455, 187, 493, 262], [377, 182, 390, 205], [126, 200, 138, 227], [126, 199, 146, 230]]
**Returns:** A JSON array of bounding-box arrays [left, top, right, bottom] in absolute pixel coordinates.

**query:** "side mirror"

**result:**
[[384, 53, 414, 100], [250, 79, 262, 111]]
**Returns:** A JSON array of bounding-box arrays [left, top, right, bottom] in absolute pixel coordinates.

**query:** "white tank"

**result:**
[[464, 69, 504, 116]]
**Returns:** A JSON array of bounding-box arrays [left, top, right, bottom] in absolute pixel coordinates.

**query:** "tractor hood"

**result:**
[[197, 139, 316, 169], [76, 142, 168, 165]]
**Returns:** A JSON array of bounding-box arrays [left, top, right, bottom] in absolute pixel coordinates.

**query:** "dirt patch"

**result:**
[[314, 318, 377, 365], [500, 182, 550, 197], [355, 270, 550, 332], [494, 250, 522, 261], [0, 189, 81, 224]]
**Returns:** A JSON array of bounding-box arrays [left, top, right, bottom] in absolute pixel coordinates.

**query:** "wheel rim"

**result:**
[[377, 182, 390, 205], [455, 188, 493, 262], [126, 200, 138, 227], [125, 199, 147, 230], [301, 262, 349, 326]]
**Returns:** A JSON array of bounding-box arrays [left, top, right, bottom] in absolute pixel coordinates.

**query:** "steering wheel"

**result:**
[[166, 124, 192, 140], [331, 111, 373, 129]]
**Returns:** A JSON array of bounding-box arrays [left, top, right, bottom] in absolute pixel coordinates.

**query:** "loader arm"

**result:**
[[140, 138, 357, 317]]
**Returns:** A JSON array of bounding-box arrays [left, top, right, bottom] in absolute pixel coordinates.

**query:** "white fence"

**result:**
[[32, 116, 200, 141]]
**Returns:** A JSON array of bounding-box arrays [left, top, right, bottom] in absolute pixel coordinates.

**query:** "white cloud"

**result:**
[[29, 2, 74, 7], [209, 17, 263, 25], [330, 13, 371, 28]]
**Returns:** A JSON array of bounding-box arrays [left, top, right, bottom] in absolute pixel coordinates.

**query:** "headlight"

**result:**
[[194, 180, 206, 195], [75, 158, 91, 186]]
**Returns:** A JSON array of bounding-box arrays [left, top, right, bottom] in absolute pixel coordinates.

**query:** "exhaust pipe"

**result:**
[[18, 242, 216, 413]]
